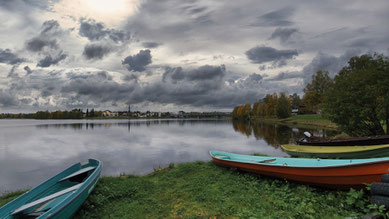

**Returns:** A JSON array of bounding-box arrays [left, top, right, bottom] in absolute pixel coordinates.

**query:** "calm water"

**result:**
[[0, 119, 337, 194]]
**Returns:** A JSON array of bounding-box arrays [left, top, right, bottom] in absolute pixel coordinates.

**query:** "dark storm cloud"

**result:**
[[25, 20, 62, 49], [266, 71, 303, 81], [245, 46, 298, 67], [253, 7, 294, 27], [122, 50, 152, 72], [61, 71, 137, 104], [37, 53, 67, 67], [83, 44, 111, 60], [25, 20, 63, 53], [162, 65, 225, 83], [2, 64, 295, 110], [0, 49, 25, 64], [26, 38, 58, 52], [21, 0, 53, 10], [247, 73, 263, 82], [0, 0, 14, 8], [301, 49, 362, 84], [23, 20, 69, 67], [41, 20, 61, 35], [269, 27, 298, 42], [0, 90, 17, 107], [79, 18, 130, 43], [24, 66, 32, 75], [142, 42, 161, 48]]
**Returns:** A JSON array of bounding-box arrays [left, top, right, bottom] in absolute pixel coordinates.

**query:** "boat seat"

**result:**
[[11, 183, 82, 215], [214, 155, 230, 160], [25, 211, 46, 217], [257, 159, 276, 163], [59, 166, 96, 182]]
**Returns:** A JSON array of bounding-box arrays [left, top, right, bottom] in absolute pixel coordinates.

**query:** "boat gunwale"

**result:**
[[296, 135, 389, 146], [209, 150, 389, 169], [0, 159, 102, 219], [281, 144, 389, 155], [46, 159, 102, 218]]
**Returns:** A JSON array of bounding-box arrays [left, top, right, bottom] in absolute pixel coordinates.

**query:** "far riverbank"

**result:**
[[250, 114, 338, 130]]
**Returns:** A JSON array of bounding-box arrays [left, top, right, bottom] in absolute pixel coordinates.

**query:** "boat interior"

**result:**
[[211, 151, 389, 167], [11, 164, 96, 218]]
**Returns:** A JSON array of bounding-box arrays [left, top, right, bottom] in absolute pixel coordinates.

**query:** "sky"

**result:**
[[0, 0, 388, 113]]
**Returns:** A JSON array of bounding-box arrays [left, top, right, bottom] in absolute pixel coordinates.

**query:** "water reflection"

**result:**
[[232, 120, 340, 148], [34, 119, 232, 131], [0, 119, 334, 194]]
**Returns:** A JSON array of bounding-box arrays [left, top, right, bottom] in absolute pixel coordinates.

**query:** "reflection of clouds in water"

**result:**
[[0, 119, 288, 194]]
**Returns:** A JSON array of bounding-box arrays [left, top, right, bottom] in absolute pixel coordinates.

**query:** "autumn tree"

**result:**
[[241, 103, 251, 120], [232, 106, 239, 119], [264, 94, 278, 116], [252, 101, 266, 117]]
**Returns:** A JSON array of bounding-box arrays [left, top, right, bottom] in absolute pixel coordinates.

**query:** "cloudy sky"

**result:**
[[0, 0, 388, 112]]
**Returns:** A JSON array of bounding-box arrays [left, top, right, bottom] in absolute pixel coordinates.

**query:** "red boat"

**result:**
[[210, 150, 389, 189]]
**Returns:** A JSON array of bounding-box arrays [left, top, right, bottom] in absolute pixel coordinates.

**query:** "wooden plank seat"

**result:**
[[11, 184, 82, 215], [257, 159, 276, 163], [59, 166, 96, 182]]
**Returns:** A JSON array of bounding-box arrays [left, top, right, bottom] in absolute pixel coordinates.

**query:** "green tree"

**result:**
[[232, 106, 239, 119], [276, 93, 291, 119], [303, 70, 333, 113], [323, 54, 389, 136], [289, 93, 301, 109]]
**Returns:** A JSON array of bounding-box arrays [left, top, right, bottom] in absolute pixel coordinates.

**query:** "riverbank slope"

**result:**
[[251, 114, 338, 130], [1, 161, 369, 218]]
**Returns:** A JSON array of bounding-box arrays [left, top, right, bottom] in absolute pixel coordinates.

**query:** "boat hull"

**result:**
[[296, 135, 389, 146], [210, 151, 389, 189], [0, 159, 102, 219], [282, 144, 389, 159], [49, 170, 100, 218]]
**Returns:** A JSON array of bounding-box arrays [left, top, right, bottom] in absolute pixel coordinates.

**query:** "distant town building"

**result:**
[[103, 110, 118, 117], [291, 109, 299, 115]]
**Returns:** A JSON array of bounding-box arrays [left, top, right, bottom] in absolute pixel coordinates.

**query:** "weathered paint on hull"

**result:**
[[282, 144, 389, 159], [297, 135, 389, 146], [0, 159, 102, 219], [211, 157, 388, 189], [284, 148, 389, 159], [49, 172, 100, 219]]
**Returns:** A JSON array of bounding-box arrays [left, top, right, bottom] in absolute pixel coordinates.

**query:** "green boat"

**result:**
[[0, 159, 102, 219], [281, 144, 389, 158]]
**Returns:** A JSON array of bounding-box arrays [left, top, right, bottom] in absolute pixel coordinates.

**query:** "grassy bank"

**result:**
[[1, 161, 371, 218], [252, 114, 338, 130]]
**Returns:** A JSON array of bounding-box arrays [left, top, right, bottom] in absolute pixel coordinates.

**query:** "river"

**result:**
[[0, 119, 338, 194]]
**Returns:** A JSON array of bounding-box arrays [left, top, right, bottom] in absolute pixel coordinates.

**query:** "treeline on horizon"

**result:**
[[232, 92, 302, 120], [232, 53, 389, 137], [0, 109, 103, 119]]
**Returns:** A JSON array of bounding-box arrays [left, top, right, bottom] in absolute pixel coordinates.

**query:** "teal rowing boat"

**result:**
[[0, 159, 102, 219], [210, 150, 389, 188]]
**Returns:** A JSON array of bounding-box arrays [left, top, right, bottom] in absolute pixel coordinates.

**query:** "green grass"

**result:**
[[0, 190, 27, 207], [252, 114, 338, 130], [0, 162, 372, 218], [284, 114, 338, 129]]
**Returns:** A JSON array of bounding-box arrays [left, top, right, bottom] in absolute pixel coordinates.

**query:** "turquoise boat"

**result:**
[[210, 150, 389, 188], [0, 159, 102, 219]]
